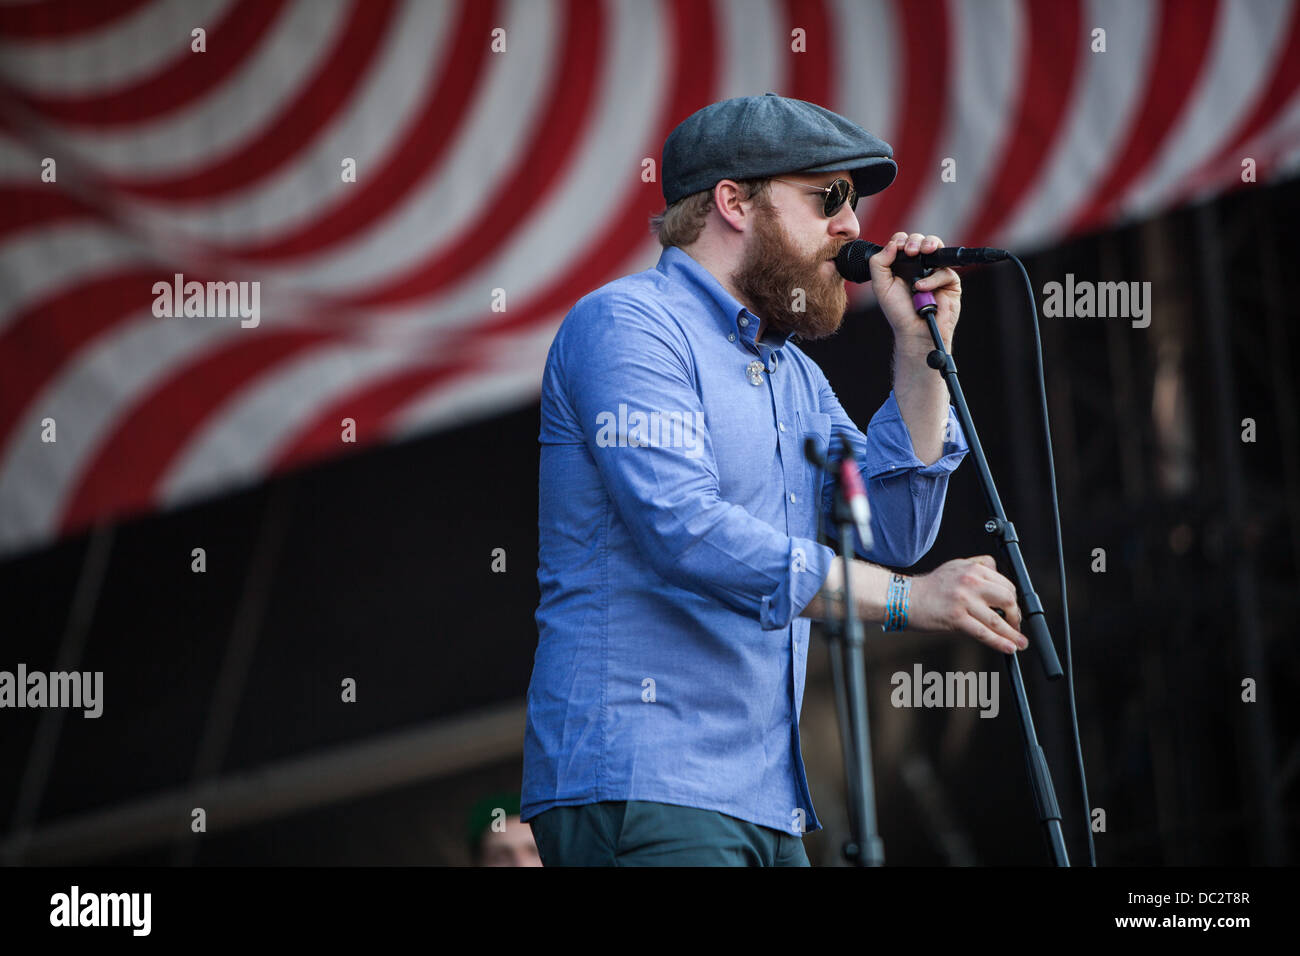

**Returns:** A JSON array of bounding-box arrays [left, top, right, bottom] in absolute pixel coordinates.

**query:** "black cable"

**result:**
[[1011, 254, 1096, 867]]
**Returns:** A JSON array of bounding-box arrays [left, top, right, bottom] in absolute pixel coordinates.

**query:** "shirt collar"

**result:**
[[656, 245, 792, 351]]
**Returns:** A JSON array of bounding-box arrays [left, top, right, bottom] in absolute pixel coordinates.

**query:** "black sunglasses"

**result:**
[[771, 177, 858, 217]]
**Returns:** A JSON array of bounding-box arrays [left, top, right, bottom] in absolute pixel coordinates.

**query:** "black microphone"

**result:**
[[834, 240, 1008, 283]]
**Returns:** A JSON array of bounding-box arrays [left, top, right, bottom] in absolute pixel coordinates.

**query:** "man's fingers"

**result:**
[[983, 588, 1021, 630], [981, 606, 1026, 652], [981, 575, 1022, 629], [986, 605, 1027, 647], [974, 569, 1021, 627], [1003, 599, 1023, 631], [890, 233, 947, 256], [970, 560, 1015, 596], [870, 237, 901, 269], [933, 556, 1025, 652], [915, 267, 959, 291], [961, 612, 1020, 655]]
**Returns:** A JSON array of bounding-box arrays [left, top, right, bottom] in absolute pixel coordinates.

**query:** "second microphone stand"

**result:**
[[909, 273, 1070, 866], [808, 436, 884, 867]]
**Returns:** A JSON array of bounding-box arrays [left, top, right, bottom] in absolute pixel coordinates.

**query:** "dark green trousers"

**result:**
[[528, 800, 810, 867]]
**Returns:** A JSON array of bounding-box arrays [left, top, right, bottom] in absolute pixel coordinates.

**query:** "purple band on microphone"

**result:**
[[911, 290, 937, 311]]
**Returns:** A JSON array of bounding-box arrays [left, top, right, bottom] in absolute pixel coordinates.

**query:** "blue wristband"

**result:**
[[883, 573, 910, 631]]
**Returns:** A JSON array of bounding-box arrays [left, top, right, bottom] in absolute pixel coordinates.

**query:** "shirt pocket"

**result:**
[[795, 410, 832, 525], [796, 409, 832, 463]]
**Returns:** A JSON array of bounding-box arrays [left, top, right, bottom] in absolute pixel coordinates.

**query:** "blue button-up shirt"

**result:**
[[521, 245, 969, 837]]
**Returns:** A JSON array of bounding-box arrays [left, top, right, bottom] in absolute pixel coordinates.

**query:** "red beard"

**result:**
[[730, 199, 848, 341]]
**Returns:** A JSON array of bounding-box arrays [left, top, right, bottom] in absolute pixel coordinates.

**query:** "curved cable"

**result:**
[[1011, 253, 1096, 867]]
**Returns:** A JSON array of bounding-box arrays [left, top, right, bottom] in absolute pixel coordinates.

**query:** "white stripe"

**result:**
[[0, 225, 156, 335], [1198, 85, 1300, 197], [833, 0, 896, 309], [1121, 0, 1294, 217], [1000, 0, 1156, 250], [1259, 89, 1300, 178], [832, 0, 896, 164], [122, 0, 446, 240], [389, 316, 564, 439], [0, 130, 43, 182], [0, 312, 239, 554], [159, 341, 425, 504], [1265, 139, 1300, 183], [908, 0, 1023, 242], [715, 0, 784, 99], [162, 311, 571, 515], [0, 0, 232, 95], [33, 0, 349, 176]]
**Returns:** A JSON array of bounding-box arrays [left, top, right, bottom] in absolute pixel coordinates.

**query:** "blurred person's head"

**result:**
[[467, 792, 541, 866]]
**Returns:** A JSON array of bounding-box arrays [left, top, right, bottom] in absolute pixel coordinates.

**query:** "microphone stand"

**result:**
[[910, 274, 1070, 866], [808, 436, 884, 867]]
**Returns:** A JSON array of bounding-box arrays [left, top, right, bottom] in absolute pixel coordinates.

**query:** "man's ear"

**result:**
[[713, 180, 752, 233]]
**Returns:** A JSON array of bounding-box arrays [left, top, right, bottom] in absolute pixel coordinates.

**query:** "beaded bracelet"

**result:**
[[883, 573, 911, 631]]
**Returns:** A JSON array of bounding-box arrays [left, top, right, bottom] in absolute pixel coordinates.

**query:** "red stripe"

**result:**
[[199, 0, 498, 261], [960, 0, 1082, 245], [271, 0, 720, 459], [58, 329, 337, 536], [0, 186, 96, 241], [860, 0, 950, 240], [8, 0, 288, 127], [0, 0, 152, 39], [106, 0, 397, 201], [341, 0, 603, 306], [782, 0, 832, 106], [1067, 0, 1219, 235], [270, 356, 486, 472], [0, 270, 161, 460], [1170, 0, 1300, 201]]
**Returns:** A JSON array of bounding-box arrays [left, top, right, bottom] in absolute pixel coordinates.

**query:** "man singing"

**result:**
[[521, 93, 1027, 866]]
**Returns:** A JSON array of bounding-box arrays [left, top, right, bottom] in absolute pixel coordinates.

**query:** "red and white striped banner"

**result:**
[[1, 0, 1297, 557]]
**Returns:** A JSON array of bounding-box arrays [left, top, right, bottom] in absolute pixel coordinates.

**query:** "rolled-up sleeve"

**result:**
[[819, 378, 969, 568], [559, 296, 835, 629]]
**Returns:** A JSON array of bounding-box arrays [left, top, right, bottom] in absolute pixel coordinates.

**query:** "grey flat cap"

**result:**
[[661, 92, 896, 205]]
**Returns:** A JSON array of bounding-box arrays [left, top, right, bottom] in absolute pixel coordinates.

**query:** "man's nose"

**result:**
[[831, 205, 860, 242]]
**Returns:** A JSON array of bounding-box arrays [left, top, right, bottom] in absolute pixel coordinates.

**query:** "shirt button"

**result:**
[[789, 492, 797, 503], [738, 316, 749, 327], [778, 422, 786, 432], [727, 333, 736, 342]]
